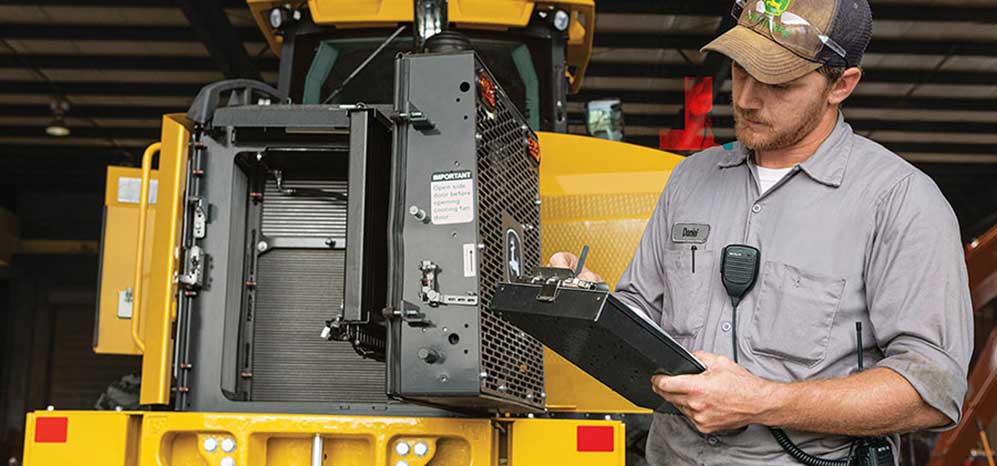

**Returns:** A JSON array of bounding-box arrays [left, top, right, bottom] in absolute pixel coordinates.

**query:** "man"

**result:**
[[550, 0, 973, 464]]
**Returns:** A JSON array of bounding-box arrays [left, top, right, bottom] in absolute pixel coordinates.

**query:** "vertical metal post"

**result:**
[[344, 111, 369, 322], [311, 433, 324, 466], [413, 0, 448, 51]]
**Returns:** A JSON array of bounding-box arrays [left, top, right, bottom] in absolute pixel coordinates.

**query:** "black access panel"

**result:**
[[386, 50, 547, 413]]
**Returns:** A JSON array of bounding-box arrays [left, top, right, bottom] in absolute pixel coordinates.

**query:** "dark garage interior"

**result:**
[[2, 1, 997, 465]]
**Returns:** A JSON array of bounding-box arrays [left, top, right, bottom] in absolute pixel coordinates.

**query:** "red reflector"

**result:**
[[35, 417, 68, 443], [478, 71, 497, 109], [527, 136, 541, 163], [577, 425, 614, 452]]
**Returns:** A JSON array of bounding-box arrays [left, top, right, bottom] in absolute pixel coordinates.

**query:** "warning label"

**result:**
[[118, 177, 158, 205], [431, 170, 474, 225]]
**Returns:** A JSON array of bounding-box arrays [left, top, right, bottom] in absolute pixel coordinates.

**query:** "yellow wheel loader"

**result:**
[[23, 1, 685, 465]]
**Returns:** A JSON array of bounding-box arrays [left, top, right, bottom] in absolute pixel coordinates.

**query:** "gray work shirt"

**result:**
[[615, 114, 973, 466]]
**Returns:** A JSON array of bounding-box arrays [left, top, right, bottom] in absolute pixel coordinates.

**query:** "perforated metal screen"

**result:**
[[474, 67, 545, 408], [475, 72, 541, 308]]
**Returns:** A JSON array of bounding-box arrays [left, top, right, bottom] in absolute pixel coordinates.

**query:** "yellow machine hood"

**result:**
[[246, 0, 594, 93]]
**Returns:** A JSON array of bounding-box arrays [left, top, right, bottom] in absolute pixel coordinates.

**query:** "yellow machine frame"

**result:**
[[24, 411, 626, 466], [25, 1, 689, 464], [32, 127, 679, 466]]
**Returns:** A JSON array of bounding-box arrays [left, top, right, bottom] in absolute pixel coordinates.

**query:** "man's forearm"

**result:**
[[759, 367, 950, 436]]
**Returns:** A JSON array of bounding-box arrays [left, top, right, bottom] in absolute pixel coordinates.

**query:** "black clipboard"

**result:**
[[490, 281, 706, 410]]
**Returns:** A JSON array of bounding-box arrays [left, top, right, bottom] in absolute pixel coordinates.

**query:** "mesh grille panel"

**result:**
[[475, 75, 541, 307], [262, 180, 347, 239], [479, 310, 545, 406], [474, 67, 544, 409]]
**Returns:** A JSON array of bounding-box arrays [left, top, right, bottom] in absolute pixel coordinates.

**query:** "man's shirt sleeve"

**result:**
[[866, 172, 973, 429], [614, 182, 671, 325]]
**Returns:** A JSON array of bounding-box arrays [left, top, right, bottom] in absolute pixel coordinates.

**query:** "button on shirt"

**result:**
[[615, 114, 973, 466]]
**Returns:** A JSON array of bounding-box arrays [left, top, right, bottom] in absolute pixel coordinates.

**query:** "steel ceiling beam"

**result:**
[[11, 25, 997, 60], [593, 1, 997, 23], [567, 113, 997, 135], [0, 149, 138, 166], [0, 125, 159, 140], [0, 0, 245, 6], [2, 81, 205, 96], [584, 63, 997, 85], [593, 35, 997, 58], [11, 56, 986, 86], [701, 1, 736, 120], [5, 0, 997, 22], [574, 90, 997, 112], [0, 54, 279, 72], [180, 0, 262, 79], [2, 24, 264, 43], [0, 104, 183, 119]]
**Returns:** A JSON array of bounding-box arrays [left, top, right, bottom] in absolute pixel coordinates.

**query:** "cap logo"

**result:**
[[764, 0, 793, 16]]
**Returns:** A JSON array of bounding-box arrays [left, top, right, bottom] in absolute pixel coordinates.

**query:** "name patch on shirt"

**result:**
[[671, 223, 710, 244]]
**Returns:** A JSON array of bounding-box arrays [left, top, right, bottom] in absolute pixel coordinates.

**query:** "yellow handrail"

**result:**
[[131, 142, 161, 352]]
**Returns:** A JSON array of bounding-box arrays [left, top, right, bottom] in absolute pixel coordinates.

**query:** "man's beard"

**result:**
[[733, 94, 829, 151]]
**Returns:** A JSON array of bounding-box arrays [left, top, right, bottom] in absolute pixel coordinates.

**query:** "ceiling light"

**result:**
[[46, 117, 70, 137], [46, 98, 70, 138]]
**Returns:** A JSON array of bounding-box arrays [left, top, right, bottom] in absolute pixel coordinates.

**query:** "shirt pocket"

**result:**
[[747, 261, 846, 367], [662, 247, 714, 340]]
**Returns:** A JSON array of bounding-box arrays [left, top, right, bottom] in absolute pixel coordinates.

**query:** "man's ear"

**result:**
[[828, 67, 862, 106]]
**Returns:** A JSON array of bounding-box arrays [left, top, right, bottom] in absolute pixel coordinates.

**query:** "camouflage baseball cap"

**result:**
[[702, 0, 873, 84]]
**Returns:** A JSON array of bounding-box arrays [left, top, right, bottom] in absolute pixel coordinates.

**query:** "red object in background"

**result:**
[[928, 224, 997, 466], [35, 417, 68, 443], [576, 425, 615, 452], [659, 77, 719, 152]]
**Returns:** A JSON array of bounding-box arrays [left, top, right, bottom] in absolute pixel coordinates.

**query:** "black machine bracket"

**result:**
[[384, 301, 432, 328], [525, 267, 610, 302], [187, 79, 288, 125], [391, 102, 435, 131]]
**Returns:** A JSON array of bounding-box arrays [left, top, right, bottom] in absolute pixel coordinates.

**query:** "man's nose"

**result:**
[[736, 78, 763, 110]]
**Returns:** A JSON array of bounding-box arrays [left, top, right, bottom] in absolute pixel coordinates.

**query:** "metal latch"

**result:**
[[192, 200, 207, 239], [178, 245, 205, 289], [419, 260, 442, 307], [536, 277, 561, 303], [388, 301, 430, 327], [393, 103, 435, 131]]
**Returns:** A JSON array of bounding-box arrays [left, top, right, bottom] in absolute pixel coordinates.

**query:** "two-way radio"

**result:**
[[720, 244, 760, 363], [718, 244, 893, 466]]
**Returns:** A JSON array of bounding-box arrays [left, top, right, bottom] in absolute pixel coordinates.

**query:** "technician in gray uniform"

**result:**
[[550, 0, 973, 464]]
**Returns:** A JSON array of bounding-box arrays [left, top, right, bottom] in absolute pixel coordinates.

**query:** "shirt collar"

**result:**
[[717, 112, 854, 188]]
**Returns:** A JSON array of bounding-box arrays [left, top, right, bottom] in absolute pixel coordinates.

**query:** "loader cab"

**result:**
[[272, 9, 572, 132]]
